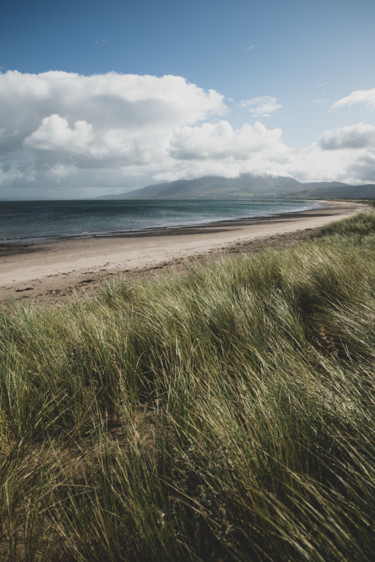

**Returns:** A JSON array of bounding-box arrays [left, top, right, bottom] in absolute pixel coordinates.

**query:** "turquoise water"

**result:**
[[0, 199, 319, 243]]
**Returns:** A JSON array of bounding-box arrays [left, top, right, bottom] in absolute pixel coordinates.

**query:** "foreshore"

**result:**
[[0, 200, 369, 303]]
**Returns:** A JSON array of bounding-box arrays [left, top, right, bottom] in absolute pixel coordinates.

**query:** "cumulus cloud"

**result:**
[[333, 88, 375, 111], [312, 122, 375, 183], [320, 123, 375, 150], [0, 70, 375, 197], [170, 121, 287, 161], [240, 96, 282, 118], [0, 70, 226, 193], [0, 70, 225, 153], [347, 154, 375, 183], [284, 122, 375, 184], [24, 114, 94, 152], [146, 120, 294, 183]]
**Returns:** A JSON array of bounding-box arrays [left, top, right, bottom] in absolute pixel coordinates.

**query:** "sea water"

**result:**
[[0, 199, 320, 244]]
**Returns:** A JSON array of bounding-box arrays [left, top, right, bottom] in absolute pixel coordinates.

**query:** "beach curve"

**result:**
[[0, 200, 369, 303]]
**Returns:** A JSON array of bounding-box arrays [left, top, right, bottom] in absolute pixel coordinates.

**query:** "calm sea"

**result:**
[[0, 199, 319, 244]]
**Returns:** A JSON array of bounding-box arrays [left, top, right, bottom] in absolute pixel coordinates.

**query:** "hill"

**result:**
[[293, 183, 375, 199], [99, 174, 357, 199]]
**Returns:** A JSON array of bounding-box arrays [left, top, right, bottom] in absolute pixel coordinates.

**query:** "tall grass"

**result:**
[[0, 211, 375, 560]]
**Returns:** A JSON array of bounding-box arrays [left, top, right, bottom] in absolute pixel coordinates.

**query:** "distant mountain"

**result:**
[[98, 174, 374, 200], [100, 174, 348, 200], [301, 181, 349, 190], [291, 184, 375, 199]]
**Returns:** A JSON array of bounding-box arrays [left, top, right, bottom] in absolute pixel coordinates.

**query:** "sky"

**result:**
[[1, 0, 375, 199]]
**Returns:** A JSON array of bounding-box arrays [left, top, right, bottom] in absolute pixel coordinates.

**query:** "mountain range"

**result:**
[[99, 174, 375, 200]]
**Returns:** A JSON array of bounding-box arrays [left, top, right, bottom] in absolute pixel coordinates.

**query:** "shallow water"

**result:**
[[0, 199, 319, 243]]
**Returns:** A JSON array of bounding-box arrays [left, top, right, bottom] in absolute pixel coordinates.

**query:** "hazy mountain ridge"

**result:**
[[99, 174, 375, 200], [292, 183, 375, 199]]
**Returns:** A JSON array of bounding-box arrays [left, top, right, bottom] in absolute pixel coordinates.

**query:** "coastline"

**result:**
[[0, 200, 368, 303], [0, 199, 319, 247]]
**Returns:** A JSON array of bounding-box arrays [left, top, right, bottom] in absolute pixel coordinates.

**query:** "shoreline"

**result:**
[[0, 199, 320, 248], [0, 200, 369, 304]]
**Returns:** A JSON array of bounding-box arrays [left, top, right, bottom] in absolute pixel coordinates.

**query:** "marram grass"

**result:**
[[0, 211, 375, 560]]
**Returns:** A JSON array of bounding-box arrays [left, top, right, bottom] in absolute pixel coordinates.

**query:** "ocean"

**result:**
[[0, 199, 320, 244]]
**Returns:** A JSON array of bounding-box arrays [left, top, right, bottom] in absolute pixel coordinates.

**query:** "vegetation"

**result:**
[[1, 211, 375, 560]]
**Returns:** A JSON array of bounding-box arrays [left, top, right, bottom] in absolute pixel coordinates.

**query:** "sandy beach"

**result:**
[[0, 200, 368, 303]]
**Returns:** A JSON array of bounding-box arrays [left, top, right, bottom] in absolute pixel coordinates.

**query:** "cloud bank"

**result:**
[[0, 72, 374, 198]]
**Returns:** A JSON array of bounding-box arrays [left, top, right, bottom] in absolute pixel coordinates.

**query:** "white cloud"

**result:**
[[240, 96, 282, 118], [148, 120, 293, 182], [170, 120, 287, 161], [282, 144, 355, 183], [0, 70, 225, 134], [320, 123, 375, 150], [347, 154, 375, 183], [24, 114, 94, 152], [283, 122, 375, 184], [0, 70, 226, 193], [333, 88, 375, 111], [0, 71, 375, 196]]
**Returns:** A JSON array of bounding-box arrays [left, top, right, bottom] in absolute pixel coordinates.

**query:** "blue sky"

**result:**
[[1, 0, 375, 198]]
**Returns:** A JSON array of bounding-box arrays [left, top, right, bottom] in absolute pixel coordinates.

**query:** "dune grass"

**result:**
[[0, 211, 375, 560]]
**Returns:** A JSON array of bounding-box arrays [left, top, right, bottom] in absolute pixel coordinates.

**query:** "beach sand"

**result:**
[[0, 200, 369, 304]]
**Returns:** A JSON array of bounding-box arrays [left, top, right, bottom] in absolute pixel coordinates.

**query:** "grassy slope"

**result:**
[[0, 211, 375, 560]]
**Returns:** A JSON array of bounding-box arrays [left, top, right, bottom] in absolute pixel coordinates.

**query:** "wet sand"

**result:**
[[0, 201, 368, 304]]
